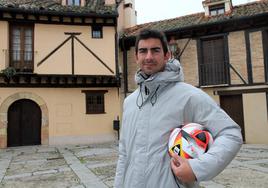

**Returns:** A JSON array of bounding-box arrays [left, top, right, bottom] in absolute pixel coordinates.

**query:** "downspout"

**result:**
[[114, 27, 120, 87], [121, 35, 128, 98], [115, 1, 122, 88]]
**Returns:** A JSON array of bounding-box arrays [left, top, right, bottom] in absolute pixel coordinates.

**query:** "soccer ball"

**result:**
[[168, 123, 213, 159]]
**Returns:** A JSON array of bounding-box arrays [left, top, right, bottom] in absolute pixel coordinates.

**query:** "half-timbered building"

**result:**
[[0, 0, 125, 148], [120, 0, 268, 144]]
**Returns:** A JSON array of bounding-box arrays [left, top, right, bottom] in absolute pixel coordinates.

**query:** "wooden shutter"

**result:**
[[200, 36, 227, 85]]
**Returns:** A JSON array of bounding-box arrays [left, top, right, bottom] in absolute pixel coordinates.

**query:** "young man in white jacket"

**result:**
[[114, 29, 243, 188]]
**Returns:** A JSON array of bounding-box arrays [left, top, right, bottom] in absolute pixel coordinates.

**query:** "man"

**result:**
[[114, 29, 242, 188]]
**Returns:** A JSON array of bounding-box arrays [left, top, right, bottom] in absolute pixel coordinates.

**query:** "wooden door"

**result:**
[[220, 95, 245, 141], [7, 99, 41, 147]]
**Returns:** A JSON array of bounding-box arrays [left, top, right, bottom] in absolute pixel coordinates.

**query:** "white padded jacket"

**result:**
[[114, 59, 242, 188]]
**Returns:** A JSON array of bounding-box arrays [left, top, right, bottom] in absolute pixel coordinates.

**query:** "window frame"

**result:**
[[82, 90, 107, 114], [209, 3, 225, 16], [91, 26, 103, 39], [197, 34, 230, 86], [66, 0, 81, 6], [9, 23, 34, 72]]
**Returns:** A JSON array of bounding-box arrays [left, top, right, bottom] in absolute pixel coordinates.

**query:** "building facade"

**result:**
[[120, 0, 268, 144], [0, 0, 125, 148]]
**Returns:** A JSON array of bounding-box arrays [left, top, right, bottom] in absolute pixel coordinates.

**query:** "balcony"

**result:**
[[199, 62, 228, 86]]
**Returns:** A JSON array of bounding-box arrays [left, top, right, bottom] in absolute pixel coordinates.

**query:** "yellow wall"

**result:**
[[201, 88, 220, 104], [0, 21, 8, 70], [243, 92, 268, 144], [34, 24, 116, 75], [0, 22, 116, 75], [0, 88, 120, 145]]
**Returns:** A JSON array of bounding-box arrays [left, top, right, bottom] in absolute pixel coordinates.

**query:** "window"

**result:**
[[10, 24, 34, 72], [82, 90, 107, 114], [67, 0, 80, 6], [92, 26, 103, 38], [198, 36, 229, 86], [209, 4, 225, 16]]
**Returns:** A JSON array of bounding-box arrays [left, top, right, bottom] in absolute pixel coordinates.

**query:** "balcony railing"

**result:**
[[199, 62, 228, 86]]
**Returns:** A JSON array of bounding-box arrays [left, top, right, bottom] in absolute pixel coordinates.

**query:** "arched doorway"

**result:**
[[7, 99, 41, 147]]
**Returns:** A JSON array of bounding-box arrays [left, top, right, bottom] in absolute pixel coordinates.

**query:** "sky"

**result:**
[[135, 0, 257, 24]]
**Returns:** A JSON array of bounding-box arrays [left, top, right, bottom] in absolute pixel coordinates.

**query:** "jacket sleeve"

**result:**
[[114, 103, 127, 188], [184, 91, 243, 182]]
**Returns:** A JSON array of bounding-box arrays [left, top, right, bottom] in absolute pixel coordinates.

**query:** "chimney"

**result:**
[[105, 0, 116, 5], [81, 0, 86, 6]]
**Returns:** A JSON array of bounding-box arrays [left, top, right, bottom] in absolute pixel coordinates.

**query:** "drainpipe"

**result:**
[[121, 35, 128, 98]]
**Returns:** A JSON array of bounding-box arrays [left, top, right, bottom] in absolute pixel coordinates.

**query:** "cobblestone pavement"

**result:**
[[0, 143, 267, 188]]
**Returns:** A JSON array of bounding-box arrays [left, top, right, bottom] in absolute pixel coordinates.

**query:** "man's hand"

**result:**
[[170, 153, 196, 183]]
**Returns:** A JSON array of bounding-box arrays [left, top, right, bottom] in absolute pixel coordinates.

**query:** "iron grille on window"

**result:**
[[199, 36, 228, 86], [82, 90, 107, 114]]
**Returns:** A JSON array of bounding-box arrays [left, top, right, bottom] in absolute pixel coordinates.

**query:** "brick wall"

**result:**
[[178, 39, 199, 86], [124, 29, 266, 92], [250, 31, 265, 83], [228, 31, 248, 85], [127, 47, 138, 92]]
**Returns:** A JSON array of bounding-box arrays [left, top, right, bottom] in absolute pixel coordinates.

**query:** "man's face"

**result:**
[[136, 38, 170, 75]]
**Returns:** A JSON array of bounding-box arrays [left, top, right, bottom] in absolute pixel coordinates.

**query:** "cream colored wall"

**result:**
[[243, 92, 268, 144], [201, 88, 220, 104], [0, 88, 120, 145], [0, 21, 9, 70], [35, 24, 116, 75]]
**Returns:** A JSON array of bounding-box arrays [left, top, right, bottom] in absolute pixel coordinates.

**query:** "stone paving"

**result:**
[[0, 143, 267, 188]]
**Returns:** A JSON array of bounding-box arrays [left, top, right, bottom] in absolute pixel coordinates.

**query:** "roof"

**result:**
[[0, 0, 117, 17], [124, 0, 268, 38]]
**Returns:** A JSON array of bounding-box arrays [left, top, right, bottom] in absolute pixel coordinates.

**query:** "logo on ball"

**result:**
[[168, 123, 213, 159]]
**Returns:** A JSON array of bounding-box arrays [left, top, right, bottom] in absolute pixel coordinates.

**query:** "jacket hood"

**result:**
[[135, 58, 184, 85], [134, 59, 184, 109]]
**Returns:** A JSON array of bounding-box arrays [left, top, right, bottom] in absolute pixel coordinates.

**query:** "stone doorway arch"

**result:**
[[0, 92, 49, 148]]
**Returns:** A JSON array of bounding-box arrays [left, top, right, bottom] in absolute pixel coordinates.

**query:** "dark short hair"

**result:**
[[135, 29, 169, 55]]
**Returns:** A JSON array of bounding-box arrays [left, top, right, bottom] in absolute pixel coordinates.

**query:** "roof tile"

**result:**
[[0, 0, 117, 16], [124, 0, 268, 37]]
